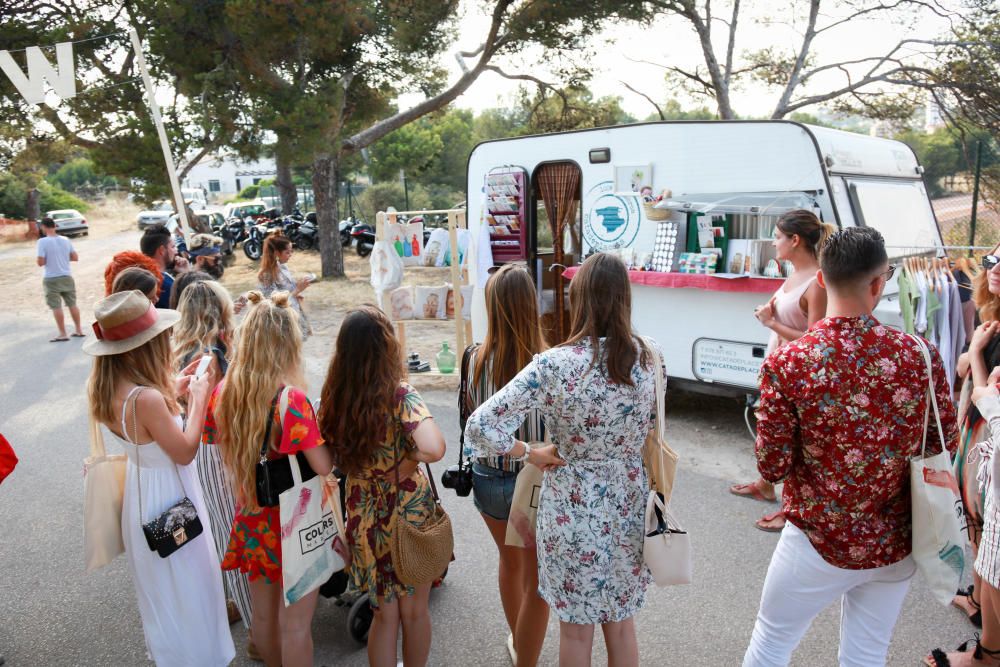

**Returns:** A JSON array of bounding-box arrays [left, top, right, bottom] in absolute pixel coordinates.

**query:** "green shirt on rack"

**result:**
[[897, 270, 918, 335]]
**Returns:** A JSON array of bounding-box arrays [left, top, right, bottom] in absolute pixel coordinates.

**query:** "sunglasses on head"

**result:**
[[984, 255, 1000, 271]]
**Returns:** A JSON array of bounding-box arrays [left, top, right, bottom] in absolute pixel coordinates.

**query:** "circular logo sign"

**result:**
[[582, 180, 641, 251]]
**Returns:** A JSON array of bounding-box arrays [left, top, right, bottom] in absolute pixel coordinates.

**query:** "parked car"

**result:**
[[182, 188, 208, 208], [136, 200, 174, 229], [223, 199, 267, 220], [45, 209, 88, 237]]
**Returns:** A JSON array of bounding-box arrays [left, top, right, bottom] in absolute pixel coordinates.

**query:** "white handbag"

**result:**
[[83, 419, 127, 571], [643, 353, 692, 586], [279, 453, 344, 607], [909, 335, 967, 605]]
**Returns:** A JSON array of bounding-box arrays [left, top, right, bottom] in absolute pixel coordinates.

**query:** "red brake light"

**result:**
[[81, 219, 87, 225]]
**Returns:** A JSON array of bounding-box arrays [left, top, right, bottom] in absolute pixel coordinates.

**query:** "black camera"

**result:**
[[441, 464, 473, 497]]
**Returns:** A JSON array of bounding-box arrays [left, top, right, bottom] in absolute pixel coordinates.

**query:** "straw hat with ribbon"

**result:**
[[83, 290, 180, 356]]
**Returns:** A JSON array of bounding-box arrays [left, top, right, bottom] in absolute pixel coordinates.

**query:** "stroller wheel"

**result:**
[[347, 593, 373, 644]]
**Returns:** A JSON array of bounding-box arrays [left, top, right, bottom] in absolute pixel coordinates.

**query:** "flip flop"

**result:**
[[49, 336, 69, 342], [755, 511, 786, 533], [730, 481, 777, 503], [71, 332, 86, 338]]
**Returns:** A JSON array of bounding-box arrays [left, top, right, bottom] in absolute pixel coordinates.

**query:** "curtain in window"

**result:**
[[536, 163, 581, 341]]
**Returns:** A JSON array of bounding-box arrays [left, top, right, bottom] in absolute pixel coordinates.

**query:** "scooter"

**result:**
[[350, 222, 375, 257]]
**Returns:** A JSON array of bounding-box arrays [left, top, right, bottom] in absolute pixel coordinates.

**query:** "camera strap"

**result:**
[[456, 344, 478, 472]]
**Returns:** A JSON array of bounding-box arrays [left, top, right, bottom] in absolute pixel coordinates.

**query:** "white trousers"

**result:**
[[742, 523, 916, 667]]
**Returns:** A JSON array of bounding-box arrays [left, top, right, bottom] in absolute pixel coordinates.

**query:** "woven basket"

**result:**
[[390, 500, 454, 585], [643, 202, 671, 221]]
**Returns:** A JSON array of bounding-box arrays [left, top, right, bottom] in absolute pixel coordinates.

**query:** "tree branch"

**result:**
[[37, 106, 100, 150], [771, 0, 821, 119], [724, 0, 740, 87], [621, 81, 665, 120], [341, 0, 513, 152]]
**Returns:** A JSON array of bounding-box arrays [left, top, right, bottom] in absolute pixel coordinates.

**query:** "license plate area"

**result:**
[[692, 338, 767, 389]]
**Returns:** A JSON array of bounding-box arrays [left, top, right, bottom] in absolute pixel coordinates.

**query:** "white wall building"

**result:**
[[182, 154, 277, 201]]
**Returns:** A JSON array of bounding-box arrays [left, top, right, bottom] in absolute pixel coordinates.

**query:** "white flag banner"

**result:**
[[0, 42, 76, 105]]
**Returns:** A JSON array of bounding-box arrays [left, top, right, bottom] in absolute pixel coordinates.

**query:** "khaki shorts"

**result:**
[[43, 275, 77, 309]]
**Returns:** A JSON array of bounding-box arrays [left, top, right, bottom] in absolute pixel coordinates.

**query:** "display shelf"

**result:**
[[486, 167, 528, 262], [562, 266, 781, 294]]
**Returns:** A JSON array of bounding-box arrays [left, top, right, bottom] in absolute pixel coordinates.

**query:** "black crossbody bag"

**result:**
[[128, 387, 204, 558], [255, 386, 317, 507]]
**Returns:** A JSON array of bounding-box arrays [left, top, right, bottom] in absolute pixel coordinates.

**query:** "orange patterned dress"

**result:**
[[205, 384, 323, 584]]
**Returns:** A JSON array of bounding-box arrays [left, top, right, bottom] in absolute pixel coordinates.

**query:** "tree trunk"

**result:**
[[313, 154, 344, 278], [275, 153, 297, 214], [26, 188, 41, 221]]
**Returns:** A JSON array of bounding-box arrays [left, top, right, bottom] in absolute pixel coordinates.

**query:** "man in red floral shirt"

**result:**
[[743, 227, 959, 667]]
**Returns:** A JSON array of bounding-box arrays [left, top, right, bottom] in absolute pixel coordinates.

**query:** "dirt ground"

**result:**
[[217, 240, 464, 390]]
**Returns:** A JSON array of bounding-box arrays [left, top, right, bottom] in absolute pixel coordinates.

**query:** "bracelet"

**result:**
[[513, 441, 532, 463]]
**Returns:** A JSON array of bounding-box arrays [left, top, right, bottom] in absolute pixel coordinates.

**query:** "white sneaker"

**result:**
[[507, 633, 517, 665]]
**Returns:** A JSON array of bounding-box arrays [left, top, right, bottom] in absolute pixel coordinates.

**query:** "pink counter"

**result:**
[[561, 267, 781, 294]]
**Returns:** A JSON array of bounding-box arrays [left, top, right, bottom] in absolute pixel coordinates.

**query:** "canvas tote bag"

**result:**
[[642, 352, 692, 586], [910, 335, 967, 605], [83, 419, 127, 571], [505, 450, 545, 549], [279, 449, 344, 607], [642, 338, 680, 503]]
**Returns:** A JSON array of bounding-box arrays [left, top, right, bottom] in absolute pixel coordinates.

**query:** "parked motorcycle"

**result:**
[[285, 218, 318, 251], [243, 222, 267, 260], [351, 222, 375, 257]]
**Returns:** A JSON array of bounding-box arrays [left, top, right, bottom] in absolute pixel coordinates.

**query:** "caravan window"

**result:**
[[847, 179, 939, 258]]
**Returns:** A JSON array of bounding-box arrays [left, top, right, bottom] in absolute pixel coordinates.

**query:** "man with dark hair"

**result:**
[[743, 227, 959, 666], [140, 224, 188, 308], [36, 217, 84, 341]]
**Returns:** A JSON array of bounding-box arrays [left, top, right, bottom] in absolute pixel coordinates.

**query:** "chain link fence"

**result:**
[[938, 141, 1000, 259]]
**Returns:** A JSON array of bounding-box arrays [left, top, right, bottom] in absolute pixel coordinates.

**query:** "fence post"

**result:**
[[969, 140, 983, 254]]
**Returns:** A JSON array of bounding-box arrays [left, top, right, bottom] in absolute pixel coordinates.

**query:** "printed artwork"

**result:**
[[389, 286, 415, 321], [614, 165, 652, 194], [386, 221, 424, 267], [415, 286, 448, 320]]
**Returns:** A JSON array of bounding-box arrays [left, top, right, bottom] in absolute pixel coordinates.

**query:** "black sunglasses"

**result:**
[[984, 255, 1000, 272], [879, 265, 897, 281]]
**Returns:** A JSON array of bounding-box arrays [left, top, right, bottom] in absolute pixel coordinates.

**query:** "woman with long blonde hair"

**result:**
[[84, 290, 234, 666], [258, 234, 312, 338], [463, 265, 550, 666], [208, 291, 333, 667], [318, 306, 446, 667], [172, 279, 252, 634], [467, 253, 662, 666]]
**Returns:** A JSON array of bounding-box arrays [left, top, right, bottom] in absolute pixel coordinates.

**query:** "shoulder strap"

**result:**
[[456, 345, 479, 470], [908, 334, 946, 459], [258, 386, 284, 461]]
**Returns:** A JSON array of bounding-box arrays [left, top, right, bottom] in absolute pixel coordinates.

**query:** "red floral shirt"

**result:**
[[756, 315, 958, 569]]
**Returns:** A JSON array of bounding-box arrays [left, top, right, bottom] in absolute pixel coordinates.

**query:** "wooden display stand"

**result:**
[[375, 208, 473, 373]]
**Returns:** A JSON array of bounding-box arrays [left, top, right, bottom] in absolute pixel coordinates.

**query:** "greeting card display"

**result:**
[[415, 285, 448, 320], [389, 286, 415, 321], [651, 220, 682, 273], [486, 168, 528, 262]]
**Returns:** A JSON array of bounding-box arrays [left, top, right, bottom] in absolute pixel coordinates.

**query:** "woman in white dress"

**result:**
[[84, 290, 235, 666], [258, 235, 312, 338], [467, 253, 661, 667]]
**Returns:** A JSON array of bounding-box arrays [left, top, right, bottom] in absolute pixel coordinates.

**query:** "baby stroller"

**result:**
[[319, 468, 374, 644]]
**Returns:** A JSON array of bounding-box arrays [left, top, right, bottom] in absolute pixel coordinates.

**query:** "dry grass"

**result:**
[[0, 194, 140, 245], [218, 243, 463, 389]]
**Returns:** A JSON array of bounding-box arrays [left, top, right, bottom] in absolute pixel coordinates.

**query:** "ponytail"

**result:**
[[776, 209, 835, 258]]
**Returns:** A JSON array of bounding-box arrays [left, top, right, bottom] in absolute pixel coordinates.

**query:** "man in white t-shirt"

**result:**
[[36, 217, 83, 342]]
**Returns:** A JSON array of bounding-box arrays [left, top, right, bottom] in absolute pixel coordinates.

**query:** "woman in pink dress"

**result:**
[[730, 209, 836, 531]]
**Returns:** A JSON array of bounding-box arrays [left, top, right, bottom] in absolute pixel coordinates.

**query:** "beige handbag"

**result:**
[[83, 419, 127, 571], [505, 454, 545, 549], [389, 440, 454, 585], [643, 339, 679, 503], [642, 345, 691, 586]]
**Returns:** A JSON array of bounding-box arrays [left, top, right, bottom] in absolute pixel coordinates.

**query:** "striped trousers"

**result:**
[[197, 442, 252, 628]]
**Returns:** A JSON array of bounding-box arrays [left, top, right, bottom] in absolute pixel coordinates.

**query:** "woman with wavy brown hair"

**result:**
[[209, 291, 334, 667], [463, 265, 550, 666], [258, 234, 312, 338], [467, 253, 663, 667], [318, 305, 446, 667]]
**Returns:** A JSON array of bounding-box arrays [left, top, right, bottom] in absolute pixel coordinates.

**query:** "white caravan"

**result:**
[[465, 120, 942, 396]]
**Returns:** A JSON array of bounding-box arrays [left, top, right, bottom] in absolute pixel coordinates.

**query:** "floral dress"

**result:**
[[466, 338, 662, 624], [259, 263, 312, 338], [345, 382, 436, 607], [205, 384, 323, 584]]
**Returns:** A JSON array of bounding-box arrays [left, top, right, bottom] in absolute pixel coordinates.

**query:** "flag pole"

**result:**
[[128, 28, 190, 235]]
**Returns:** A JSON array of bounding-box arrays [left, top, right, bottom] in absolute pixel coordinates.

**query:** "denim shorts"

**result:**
[[472, 461, 519, 521]]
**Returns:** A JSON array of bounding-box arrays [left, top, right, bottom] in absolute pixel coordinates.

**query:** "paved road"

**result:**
[[0, 230, 976, 665]]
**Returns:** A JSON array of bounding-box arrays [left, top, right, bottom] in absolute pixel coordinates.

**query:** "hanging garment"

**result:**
[[926, 281, 942, 348], [897, 270, 918, 335], [914, 272, 929, 336], [949, 280, 967, 381], [938, 278, 956, 394]]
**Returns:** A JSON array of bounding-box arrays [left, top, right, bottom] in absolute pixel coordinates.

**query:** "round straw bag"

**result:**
[[643, 201, 670, 221], [389, 444, 453, 585]]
